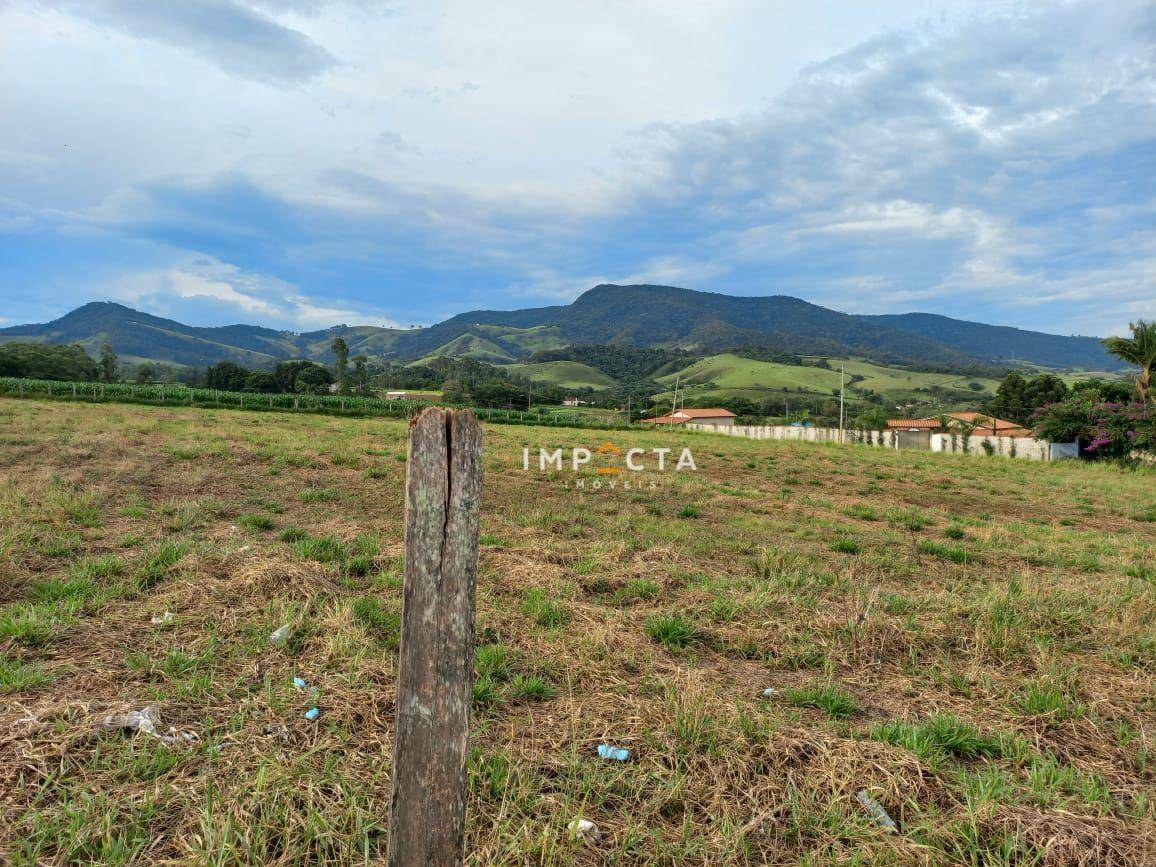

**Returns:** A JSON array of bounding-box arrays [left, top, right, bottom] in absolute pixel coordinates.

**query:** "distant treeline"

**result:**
[[373, 356, 575, 409], [529, 344, 693, 382], [0, 343, 100, 381]]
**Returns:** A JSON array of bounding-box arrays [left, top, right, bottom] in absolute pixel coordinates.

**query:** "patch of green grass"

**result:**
[[919, 540, 977, 564], [298, 487, 337, 504], [942, 525, 967, 540], [135, 540, 187, 591], [830, 537, 862, 554], [677, 505, 700, 519], [521, 589, 570, 628], [1016, 683, 1085, 722], [238, 513, 275, 532], [475, 643, 513, 682], [350, 596, 400, 645], [0, 602, 76, 647], [472, 674, 500, 708], [292, 534, 346, 563], [613, 578, 661, 603], [845, 504, 878, 521], [508, 673, 555, 702], [0, 654, 52, 691], [784, 682, 858, 720], [344, 553, 375, 577], [886, 508, 932, 531], [872, 713, 1004, 764], [645, 615, 700, 650], [278, 527, 308, 543]]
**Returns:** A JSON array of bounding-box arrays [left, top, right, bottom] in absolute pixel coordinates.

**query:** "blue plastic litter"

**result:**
[[293, 676, 307, 689], [597, 743, 630, 761], [305, 707, 320, 721]]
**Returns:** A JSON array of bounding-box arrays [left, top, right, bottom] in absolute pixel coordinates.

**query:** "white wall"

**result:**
[[930, 433, 1053, 461], [686, 423, 898, 446], [687, 423, 1073, 462]]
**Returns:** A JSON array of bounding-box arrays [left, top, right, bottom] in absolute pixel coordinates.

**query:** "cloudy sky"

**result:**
[[1, 0, 1152, 337]]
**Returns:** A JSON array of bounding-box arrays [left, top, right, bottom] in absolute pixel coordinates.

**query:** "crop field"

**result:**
[[1, 398, 1154, 865]]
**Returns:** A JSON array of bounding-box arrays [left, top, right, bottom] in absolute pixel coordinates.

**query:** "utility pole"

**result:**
[[672, 375, 681, 415], [839, 364, 845, 442]]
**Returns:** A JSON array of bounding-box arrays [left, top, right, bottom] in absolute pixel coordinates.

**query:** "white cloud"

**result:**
[[112, 256, 396, 330]]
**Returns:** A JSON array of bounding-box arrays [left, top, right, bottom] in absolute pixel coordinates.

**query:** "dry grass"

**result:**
[[0, 398, 1154, 865]]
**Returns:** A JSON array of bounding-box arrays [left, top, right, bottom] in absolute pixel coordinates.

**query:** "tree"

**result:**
[[294, 364, 334, 394], [0, 343, 99, 380], [332, 337, 350, 395], [134, 363, 155, 384], [1103, 319, 1155, 404], [205, 361, 250, 392], [353, 354, 369, 393], [244, 371, 278, 393], [99, 343, 118, 383], [989, 372, 1068, 424], [1032, 392, 1153, 458], [1071, 378, 1134, 402], [854, 405, 891, 430]]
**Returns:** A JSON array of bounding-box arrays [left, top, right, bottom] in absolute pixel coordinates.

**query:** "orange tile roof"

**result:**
[[673, 408, 736, 418], [887, 412, 1034, 437], [887, 418, 941, 429], [645, 407, 737, 424]]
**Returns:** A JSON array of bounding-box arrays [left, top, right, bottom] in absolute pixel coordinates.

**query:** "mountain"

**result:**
[[0, 302, 410, 368], [864, 312, 1114, 370], [0, 286, 1120, 372]]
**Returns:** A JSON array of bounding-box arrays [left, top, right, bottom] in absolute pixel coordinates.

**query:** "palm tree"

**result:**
[[1103, 320, 1155, 404]]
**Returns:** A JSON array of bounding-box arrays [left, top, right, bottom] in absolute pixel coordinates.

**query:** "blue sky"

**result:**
[[0, 0, 1152, 337]]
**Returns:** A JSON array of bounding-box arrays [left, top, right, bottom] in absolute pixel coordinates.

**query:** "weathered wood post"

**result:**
[[387, 407, 483, 867]]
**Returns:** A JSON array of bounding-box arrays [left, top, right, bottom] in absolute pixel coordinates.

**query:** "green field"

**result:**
[[1, 398, 1153, 864], [653, 353, 1003, 406], [504, 360, 618, 391]]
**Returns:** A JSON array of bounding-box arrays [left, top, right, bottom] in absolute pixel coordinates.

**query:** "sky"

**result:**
[[0, 0, 1152, 338]]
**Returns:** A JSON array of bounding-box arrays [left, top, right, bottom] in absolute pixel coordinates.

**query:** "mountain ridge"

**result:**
[[0, 287, 1120, 371]]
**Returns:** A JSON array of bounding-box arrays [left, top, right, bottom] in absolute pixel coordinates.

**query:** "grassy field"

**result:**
[[655, 354, 1002, 406], [1, 399, 1154, 865], [504, 360, 618, 391]]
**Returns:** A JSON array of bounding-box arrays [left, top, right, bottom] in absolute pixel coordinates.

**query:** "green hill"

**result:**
[[653, 353, 1004, 405], [504, 360, 617, 391]]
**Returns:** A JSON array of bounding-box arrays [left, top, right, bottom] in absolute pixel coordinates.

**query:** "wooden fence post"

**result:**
[[387, 407, 483, 867]]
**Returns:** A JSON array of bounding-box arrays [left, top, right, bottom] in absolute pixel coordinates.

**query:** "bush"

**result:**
[[1032, 394, 1153, 458]]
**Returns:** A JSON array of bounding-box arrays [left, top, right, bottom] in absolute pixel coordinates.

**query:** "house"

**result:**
[[562, 396, 589, 407], [645, 408, 737, 427], [385, 390, 440, 402], [886, 412, 1034, 439]]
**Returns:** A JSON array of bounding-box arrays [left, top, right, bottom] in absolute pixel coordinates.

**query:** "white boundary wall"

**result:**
[[686, 423, 1075, 462], [685, 423, 897, 446], [930, 433, 1052, 460]]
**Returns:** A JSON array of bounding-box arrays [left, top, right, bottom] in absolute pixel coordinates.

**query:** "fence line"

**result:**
[[686, 422, 1074, 461], [0, 376, 640, 431]]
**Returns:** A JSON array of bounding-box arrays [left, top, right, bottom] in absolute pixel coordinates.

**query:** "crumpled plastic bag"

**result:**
[[101, 706, 199, 745]]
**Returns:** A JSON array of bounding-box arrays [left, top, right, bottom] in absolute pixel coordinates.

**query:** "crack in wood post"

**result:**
[[387, 407, 482, 867]]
